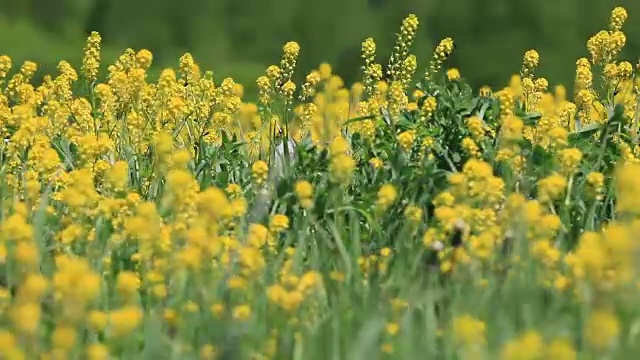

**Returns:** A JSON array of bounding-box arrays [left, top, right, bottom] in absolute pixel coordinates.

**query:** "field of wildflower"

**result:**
[[3, 4, 640, 359]]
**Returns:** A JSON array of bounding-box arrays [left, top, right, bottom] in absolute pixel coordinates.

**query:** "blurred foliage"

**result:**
[[1, 0, 639, 91]]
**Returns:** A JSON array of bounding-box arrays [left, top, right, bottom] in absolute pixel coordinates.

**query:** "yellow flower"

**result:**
[[171, 149, 191, 169], [479, 86, 492, 97], [19, 273, 48, 302], [178, 246, 203, 271], [329, 136, 350, 157], [86, 343, 110, 360], [269, 214, 290, 233], [386, 322, 399, 336], [462, 137, 480, 158], [226, 183, 243, 198], [52, 325, 76, 351], [584, 309, 619, 351], [396, 130, 415, 152], [452, 314, 486, 346], [211, 303, 225, 317], [369, 157, 383, 170], [233, 305, 251, 321], [11, 302, 40, 335], [233, 83, 244, 97], [276, 79, 294, 97], [446, 68, 461, 80], [298, 271, 321, 291], [330, 271, 345, 282], [200, 344, 217, 360], [615, 163, 640, 213], [248, 223, 269, 248], [116, 271, 140, 300], [329, 153, 356, 184], [500, 331, 543, 360], [252, 160, 269, 185], [109, 306, 143, 337], [14, 241, 38, 269], [547, 127, 568, 148], [537, 173, 566, 203], [106, 160, 129, 191], [294, 180, 314, 209], [88, 311, 108, 332], [558, 148, 582, 174], [610, 6, 628, 31], [0, 330, 15, 349], [376, 184, 398, 211], [239, 247, 266, 274], [58, 224, 84, 245], [136, 49, 153, 69], [522, 49, 540, 72], [466, 116, 485, 140], [294, 180, 313, 198], [404, 205, 423, 223], [319, 63, 332, 79], [547, 338, 576, 360], [183, 301, 199, 313], [231, 198, 248, 216], [501, 115, 524, 141]]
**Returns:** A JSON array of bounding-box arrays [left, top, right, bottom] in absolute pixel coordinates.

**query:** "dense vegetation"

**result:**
[[0, 4, 640, 360]]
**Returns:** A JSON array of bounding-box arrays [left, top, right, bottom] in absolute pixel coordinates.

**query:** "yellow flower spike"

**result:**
[[81, 31, 101, 83], [426, 37, 454, 80], [135, 49, 153, 70], [0, 54, 11, 80], [521, 49, 540, 76], [610, 7, 628, 31]]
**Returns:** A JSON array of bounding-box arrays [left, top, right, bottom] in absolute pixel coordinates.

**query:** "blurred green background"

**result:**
[[0, 0, 638, 94]]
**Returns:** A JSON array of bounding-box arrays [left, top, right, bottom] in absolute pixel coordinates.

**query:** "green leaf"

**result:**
[[343, 114, 377, 127], [522, 111, 542, 125], [569, 123, 601, 139]]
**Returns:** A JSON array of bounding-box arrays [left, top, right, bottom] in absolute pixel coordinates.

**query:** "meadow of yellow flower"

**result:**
[[1, 5, 640, 360]]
